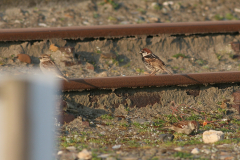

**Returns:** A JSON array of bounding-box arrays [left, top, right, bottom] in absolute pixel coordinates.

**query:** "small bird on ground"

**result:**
[[139, 48, 173, 75], [162, 120, 199, 135], [39, 54, 69, 82]]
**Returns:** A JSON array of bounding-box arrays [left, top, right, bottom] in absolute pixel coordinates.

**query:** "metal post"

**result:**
[[0, 72, 59, 160]]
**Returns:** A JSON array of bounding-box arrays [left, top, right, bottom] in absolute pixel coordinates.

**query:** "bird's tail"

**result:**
[[59, 75, 69, 82], [163, 67, 173, 75], [63, 77, 69, 82]]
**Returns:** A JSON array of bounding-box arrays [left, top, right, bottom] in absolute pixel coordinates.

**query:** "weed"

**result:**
[[93, 13, 99, 18], [225, 13, 236, 20], [165, 114, 179, 123], [127, 140, 140, 147], [202, 65, 209, 69], [105, 122, 112, 125], [214, 14, 224, 20], [215, 53, 223, 60], [99, 2, 105, 5], [100, 0, 119, 9], [119, 59, 124, 62], [217, 101, 222, 105], [185, 114, 201, 121], [137, 8, 146, 14], [215, 138, 239, 145], [96, 50, 102, 54], [173, 152, 193, 158], [195, 59, 207, 65], [136, 68, 144, 73], [172, 53, 189, 58], [218, 108, 227, 115], [112, 59, 119, 66], [123, 62, 131, 68], [119, 123, 129, 127], [59, 17, 65, 21], [101, 114, 114, 120], [108, 0, 120, 9], [108, 16, 117, 22], [154, 5, 162, 10], [153, 119, 165, 127], [172, 66, 179, 69], [133, 122, 141, 128]]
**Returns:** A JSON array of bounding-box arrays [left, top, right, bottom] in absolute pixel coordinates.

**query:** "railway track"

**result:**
[[1, 21, 240, 91], [1, 21, 240, 41], [2, 19, 240, 159]]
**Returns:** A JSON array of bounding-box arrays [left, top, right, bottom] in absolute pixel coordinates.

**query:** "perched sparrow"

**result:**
[[163, 120, 199, 135], [39, 54, 69, 82], [139, 48, 173, 75]]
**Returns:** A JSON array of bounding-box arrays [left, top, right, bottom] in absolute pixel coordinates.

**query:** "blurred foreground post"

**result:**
[[0, 73, 60, 160]]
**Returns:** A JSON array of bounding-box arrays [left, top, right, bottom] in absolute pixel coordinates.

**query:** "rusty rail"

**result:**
[[0, 21, 240, 41], [63, 71, 240, 91]]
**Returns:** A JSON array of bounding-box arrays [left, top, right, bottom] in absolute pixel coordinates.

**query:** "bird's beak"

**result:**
[[139, 51, 142, 54]]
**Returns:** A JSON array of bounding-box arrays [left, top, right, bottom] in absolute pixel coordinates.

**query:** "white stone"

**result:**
[[38, 23, 47, 27], [98, 154, 111, 158], [191, 148, 200, 154], [112, 145, 121, 149], [203, 130, 224, 143], [202, 149, 211, 154], [57, 151, 63, 155], [234, 8, 240, 13], [77, 149, 92, 160], [163, 1, 174, 6], [174, 147, 183, 151], [66, 146, 76, 152]]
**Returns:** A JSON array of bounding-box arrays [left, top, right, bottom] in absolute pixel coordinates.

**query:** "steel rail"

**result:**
[[1, 21, 240, 41], [63, 71, 240, 91]]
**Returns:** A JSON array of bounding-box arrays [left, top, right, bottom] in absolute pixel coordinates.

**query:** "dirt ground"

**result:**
[[1, 0, 240, 160]]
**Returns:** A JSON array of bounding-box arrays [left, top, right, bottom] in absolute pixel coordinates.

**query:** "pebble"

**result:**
[[100, 53, 117, 59], [159, 134, 174, 142], [203, 130, 224, 143], [38, 23, 47, 27], [132, 118, 151, 124], [57, 151, 63, 155], [163, 1, 174, 6], [112, 145, 121, 149], [66, 146, 76, 152], [174, 147, 183, 151], [86, 62, 94, 71], [121, 157, 138, 160], [96, 71, 108, 77], [191, 148, 200, 154], [17, 54, 31, 64], [60, 113, 75, 124], [82, 121, 90, 127], [98, 154, 111, 158], [77, 149, 92, 160], [202, 149, 211, 154], [234, 8, 240, 13], [5, 8, 22, 16], [106, 157, 117, 160], [219, 152, 234, 160]]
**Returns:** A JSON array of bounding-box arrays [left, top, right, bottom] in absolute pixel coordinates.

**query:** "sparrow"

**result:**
[[139, 48, 173, 75], [162, 120, 199, 135], [39, 54, 69, 82]]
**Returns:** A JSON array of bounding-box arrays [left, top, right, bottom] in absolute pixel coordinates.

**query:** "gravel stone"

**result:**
[[158, 134, 174, 142]]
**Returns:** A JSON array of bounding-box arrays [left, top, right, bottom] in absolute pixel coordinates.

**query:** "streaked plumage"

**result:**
[[39, 54, 69, 82], [139, 48, 173, 75], [163, 120, 199, 135]]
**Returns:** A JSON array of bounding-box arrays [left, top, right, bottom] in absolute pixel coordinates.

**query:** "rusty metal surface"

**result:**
[[1, 21, 240, 41], [63, 71, 240, 91]]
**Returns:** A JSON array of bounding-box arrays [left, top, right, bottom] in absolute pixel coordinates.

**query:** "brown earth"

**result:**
[[1, 0, 240, 160]]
